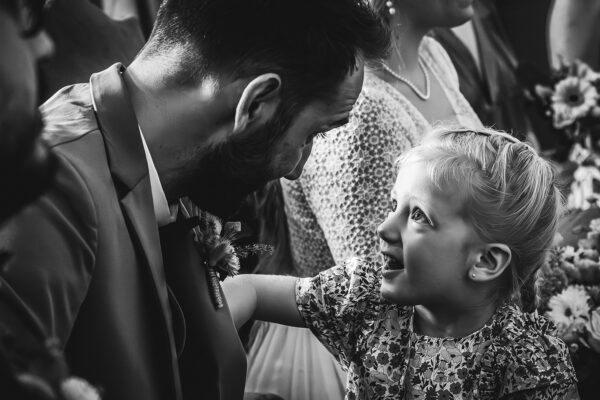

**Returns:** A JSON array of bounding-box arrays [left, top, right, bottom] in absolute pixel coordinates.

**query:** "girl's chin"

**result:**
[[380, 280, 414, 305]]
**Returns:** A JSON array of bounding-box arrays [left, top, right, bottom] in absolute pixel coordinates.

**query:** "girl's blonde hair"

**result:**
[[399, 126, 564, 310]]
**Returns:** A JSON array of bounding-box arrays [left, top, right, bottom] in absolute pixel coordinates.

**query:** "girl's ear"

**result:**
[[469, 243, 512, 282]]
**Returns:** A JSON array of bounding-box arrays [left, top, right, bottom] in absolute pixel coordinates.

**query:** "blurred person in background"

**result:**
[[493, 0, 560, 152], [433, 0, 536, 145], [0, 3, 100, 400], [549, 0, 600, 70], [38, 0, 145, 102], [0, 0, 56, 222], [100, 0, 159, 38]]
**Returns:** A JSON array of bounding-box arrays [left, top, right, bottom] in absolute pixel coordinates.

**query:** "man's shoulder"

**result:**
[[41, 82, 100, 149]]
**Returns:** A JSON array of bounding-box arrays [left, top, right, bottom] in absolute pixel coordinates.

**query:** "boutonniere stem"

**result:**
[[178, 198, 241, 309]]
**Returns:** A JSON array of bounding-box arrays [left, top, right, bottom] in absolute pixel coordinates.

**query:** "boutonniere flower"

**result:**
[[178, 197, 271, 309]]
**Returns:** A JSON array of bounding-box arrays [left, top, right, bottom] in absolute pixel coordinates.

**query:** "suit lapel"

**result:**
[[89, 64, 182, 398]]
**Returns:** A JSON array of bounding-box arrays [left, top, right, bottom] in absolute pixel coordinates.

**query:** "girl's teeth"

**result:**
[[383, 255, 404, 270]]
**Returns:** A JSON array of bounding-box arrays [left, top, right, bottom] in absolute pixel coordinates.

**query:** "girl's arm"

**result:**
[[222, 274, 305, 329]]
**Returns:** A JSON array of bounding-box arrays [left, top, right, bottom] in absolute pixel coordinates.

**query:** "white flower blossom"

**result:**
[[590, 218, 600, 233], [551, 77, 599, 128], [547, 285, 591, 328], [562, 246, 578, 260]]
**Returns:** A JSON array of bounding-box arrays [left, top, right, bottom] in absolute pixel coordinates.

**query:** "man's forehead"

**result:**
[[321, 62, 365, 121], [344, 58, 365, 94], [323, 57, 365, 100]]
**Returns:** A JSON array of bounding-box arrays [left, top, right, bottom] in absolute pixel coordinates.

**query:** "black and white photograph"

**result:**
[[1, 1, 598, 399]]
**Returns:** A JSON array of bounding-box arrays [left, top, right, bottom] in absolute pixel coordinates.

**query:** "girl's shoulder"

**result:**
[[296, 257, 409, 333], [480, 305, 577, 397], [315, 257, 383, 302], [304, 257, 409, 317]]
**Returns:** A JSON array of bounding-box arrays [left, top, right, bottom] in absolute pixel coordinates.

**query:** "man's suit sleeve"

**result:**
[[0, 154, 98, 344]]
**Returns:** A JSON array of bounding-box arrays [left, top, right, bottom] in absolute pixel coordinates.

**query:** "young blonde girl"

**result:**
[[224, 127, 578, 399]]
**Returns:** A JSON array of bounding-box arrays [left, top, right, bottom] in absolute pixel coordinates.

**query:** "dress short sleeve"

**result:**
[[295, 258, 382, 365]]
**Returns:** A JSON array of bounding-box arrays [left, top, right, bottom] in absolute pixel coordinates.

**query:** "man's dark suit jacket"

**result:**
[[0, 64, 246, 400]]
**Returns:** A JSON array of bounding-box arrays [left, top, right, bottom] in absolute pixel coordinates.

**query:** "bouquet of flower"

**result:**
[[536, 209, 600, 389], [535, 59, 600, 146], [534, 60, 600, 209]]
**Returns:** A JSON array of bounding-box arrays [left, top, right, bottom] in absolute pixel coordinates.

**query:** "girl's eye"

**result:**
[[410, 207, 431, 225], [390, 199, 398, 212], [316, 131, 328, 140]]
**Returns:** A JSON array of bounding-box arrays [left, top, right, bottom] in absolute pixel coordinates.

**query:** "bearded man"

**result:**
[[0, 1, 389, 399]]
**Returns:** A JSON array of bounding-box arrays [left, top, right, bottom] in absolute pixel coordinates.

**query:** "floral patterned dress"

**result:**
[[296, 258, 579, 400]]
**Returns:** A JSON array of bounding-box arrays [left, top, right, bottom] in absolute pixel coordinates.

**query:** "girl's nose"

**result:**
[[377, 213, 402, 244]]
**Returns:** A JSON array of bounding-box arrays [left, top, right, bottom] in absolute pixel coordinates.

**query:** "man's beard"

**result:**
[[187, 116, 288, 219], [0, 108, 57, 223]]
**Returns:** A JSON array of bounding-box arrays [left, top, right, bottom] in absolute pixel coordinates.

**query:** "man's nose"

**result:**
[[286, 141, 313, 180]]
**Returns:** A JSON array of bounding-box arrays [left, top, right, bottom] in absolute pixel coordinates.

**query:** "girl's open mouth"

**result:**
[[382, 253, 404, 271]]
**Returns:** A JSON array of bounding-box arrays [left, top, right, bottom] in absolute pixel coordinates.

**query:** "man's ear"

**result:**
[[233, 73, 282, 134], [469, 243, 512, 282]]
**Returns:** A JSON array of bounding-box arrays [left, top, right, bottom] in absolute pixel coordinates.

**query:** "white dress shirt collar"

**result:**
[[138, 129, 173, 227]]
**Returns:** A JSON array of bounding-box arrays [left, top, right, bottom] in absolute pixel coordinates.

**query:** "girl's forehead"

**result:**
[[393, 161, 469, 213], [392, 162, 437, 197]]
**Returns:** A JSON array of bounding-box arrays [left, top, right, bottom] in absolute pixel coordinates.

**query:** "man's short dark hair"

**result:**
[[143, 0, 389, 109]]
